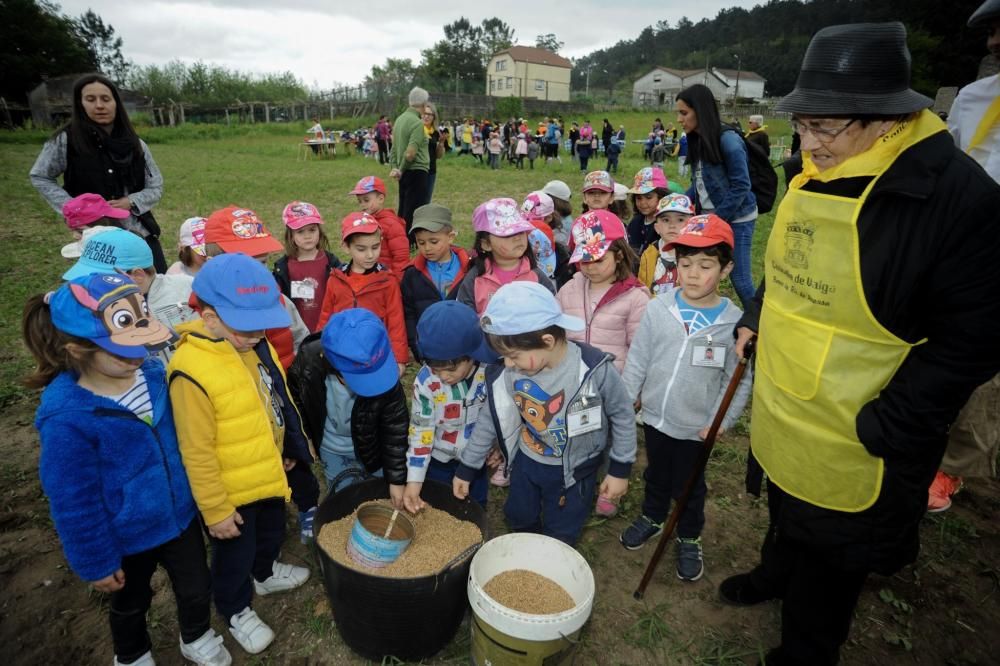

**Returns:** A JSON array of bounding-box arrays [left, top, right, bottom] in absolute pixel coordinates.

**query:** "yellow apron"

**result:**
[[753, 111, 945, 512]]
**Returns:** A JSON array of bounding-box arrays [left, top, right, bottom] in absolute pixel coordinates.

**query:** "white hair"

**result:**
[[749, 114, 764, 125], [408, 87, 429, 107]]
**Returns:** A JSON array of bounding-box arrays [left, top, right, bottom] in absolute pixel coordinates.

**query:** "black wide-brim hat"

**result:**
[[969, 0, 1000, 27], [776, 22, 933, 116]]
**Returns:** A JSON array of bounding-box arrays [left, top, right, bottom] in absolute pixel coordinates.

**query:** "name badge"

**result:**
[[692, 344, 725, 368], [567, 405, 602, 437], [290, 280, 315, 300]]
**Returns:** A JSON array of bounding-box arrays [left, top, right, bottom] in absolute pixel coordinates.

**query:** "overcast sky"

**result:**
[[57, 1, 763, 88]]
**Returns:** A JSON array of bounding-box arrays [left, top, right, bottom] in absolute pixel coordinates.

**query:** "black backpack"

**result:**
[[725, 126, 778, 215]]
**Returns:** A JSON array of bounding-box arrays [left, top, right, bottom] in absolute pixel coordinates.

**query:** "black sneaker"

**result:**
[[619, 515, 663, 550], [676, 537, 704, 581], [719, 573, 775, 606]]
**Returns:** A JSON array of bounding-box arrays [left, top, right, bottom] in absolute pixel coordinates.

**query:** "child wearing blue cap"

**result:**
[[289, 308, 408, 505], [453, 282, 637, 545], [403, 301, 500, 513], [167, 253, 312, 656], [24, 274, 231, 666]]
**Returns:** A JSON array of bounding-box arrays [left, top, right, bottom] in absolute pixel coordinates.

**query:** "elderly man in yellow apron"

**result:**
[[722, 22, 1000, 666]]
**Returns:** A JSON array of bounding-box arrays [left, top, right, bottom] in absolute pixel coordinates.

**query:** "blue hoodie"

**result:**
[[34, 358, 197, 581]]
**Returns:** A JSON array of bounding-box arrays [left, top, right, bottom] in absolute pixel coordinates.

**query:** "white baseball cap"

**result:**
[[542, 180, 572, 201]]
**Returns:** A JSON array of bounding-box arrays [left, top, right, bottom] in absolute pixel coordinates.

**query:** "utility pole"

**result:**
[[732, 54, 742, 112]]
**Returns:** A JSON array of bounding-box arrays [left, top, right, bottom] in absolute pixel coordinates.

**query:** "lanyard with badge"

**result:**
[[692, 333, 725, 368], [566, 381, 603, 437]]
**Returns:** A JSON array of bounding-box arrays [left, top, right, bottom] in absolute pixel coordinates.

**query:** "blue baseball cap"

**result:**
[[63, 229, 154, 280], [49, 273, 178, 359], [321, 309, 398, 397], [192, 253, 290, 331], [480, 282, 584, 336], [417, 301, 499, 364]]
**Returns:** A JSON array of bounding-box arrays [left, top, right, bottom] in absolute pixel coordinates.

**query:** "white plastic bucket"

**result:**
[[468, 533, 595, 664]]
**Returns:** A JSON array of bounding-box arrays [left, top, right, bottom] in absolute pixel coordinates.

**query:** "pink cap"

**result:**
[[62, 193, 130, 230], [582, 171, 614, 193], [341, 212, 381, 241], [665, 214, 735, 251], [350, 176, 387, 195], [178, 217, 208, 256], [568, 210, 627, 264], [282, 201, 324, 229], [521, 191, 555, 220], [628, 167, 669, 194], [472, 198, 536, 237]]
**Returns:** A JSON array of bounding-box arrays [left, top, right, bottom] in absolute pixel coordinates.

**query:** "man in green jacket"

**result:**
[[390, 87, 431, 235]]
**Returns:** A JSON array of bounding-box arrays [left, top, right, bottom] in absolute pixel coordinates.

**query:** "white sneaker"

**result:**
[[114, 651, 155, 665], [179, 629, 232, 665], [253, 560, 310, 596], [228, 608, 274, 655]]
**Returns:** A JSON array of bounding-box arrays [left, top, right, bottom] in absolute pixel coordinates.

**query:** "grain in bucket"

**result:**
[[468, 533, 595, 665]]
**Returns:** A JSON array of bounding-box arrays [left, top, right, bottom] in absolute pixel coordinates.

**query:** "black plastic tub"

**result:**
[[312, 478, 487, 661]]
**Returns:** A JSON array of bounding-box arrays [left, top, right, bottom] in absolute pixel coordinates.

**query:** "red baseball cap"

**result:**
[[62, 193, 130, 230], [340, 212, 381, 242], [350, 176, 386, 195], [204, 206, 283, 256], [665, 214, 735, 251]]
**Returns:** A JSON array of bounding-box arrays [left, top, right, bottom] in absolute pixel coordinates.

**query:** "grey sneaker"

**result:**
[[676, 537, 704, 581], [619, 515, 663, 550]]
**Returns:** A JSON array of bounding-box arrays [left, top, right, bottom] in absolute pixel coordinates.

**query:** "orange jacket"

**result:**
[[371, 208, 411, 278], [317, 266, 408, 363]]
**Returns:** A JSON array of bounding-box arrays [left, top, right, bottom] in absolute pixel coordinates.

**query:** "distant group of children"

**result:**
[[26, 163, 752, 664]]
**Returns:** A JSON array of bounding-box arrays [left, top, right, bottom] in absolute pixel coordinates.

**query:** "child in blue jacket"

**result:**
[[25, 273, 231, 666]]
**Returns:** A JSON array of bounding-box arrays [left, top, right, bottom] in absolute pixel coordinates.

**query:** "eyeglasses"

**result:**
[[791, 118, 856, 144]]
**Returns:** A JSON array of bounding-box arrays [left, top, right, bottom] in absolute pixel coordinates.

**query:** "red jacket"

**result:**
[[317, 266, 408, 363], [371, 208, 411, 278]]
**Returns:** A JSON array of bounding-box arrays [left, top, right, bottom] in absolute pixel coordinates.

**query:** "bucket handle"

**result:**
[[442, 540, 483, 571], [324, 468, 370, 499]]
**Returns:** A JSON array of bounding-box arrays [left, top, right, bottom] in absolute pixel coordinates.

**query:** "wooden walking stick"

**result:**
[[634, 338, 756, 600]]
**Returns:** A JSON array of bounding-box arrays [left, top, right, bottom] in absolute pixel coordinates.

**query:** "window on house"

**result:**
[[535, 79, 545, 91], [506, 77, 512, 89], [653, 75, 662, 83], [490, 80, 495, 91], [496, 60, 506, 72]]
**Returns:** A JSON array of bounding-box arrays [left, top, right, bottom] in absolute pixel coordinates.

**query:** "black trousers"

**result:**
[[110, 518, 211, 662], [749, 482, 869, 666], [145, 235, 167, 273], [397, 169, 429, 235], [286, 461, 320, 513], [209, 498, 285, 620], [640, 425, 706, 539], [376, 138, 389, 164]]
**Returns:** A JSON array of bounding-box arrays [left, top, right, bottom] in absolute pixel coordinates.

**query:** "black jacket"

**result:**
[[287, 334, 408, 485], [272, 251, 342, 299], [400, 249, 471, 358], [741, 130, 1000, 573], [626, 212, 658, 256]]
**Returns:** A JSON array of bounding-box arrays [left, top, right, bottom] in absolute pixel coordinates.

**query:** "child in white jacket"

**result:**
[[620, 214, 752, 582]]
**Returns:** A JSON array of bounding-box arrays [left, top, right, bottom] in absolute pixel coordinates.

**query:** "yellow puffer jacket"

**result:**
[[168, 320, 289, 523], [637, 243, 661, 291]]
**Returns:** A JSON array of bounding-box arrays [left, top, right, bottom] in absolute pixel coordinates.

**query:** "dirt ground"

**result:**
[[2, 397, 998, 665]]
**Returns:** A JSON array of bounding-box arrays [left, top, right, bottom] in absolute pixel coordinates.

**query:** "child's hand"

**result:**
[[600, 475, 629, 502], [485, 447, 503, 470], [282, 457, 297, 471], [698, 426, 724, 441], [208, 511, 243, 539], [388, 483, 406, 510], [453, 477, 470, 500], [402, 482, 426, 514], [92, 568, 125, 593]]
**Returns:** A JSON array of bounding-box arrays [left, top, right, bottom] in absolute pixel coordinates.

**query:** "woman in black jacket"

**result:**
[[30, 73, 168, 272]]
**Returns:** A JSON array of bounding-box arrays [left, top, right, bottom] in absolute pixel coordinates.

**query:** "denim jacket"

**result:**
[[686, 128, 757, 223]]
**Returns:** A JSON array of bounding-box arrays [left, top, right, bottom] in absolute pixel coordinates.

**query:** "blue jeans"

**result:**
[[320, 449, 380, 495], [424, 458, 488, 508], [728, 219, 757, 309], [426, 171, 437, 202], [504, 455, 596, 546]]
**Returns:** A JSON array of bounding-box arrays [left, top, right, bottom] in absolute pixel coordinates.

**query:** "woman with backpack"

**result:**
[[675, 84, 758, 308]]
